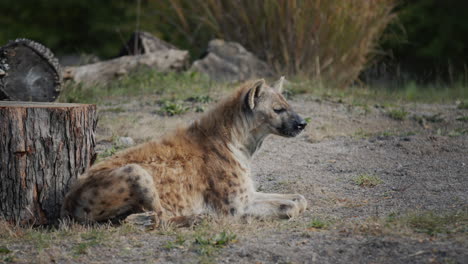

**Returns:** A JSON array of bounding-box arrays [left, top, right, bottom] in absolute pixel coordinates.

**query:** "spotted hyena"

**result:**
[[61, 77, 308, 225]]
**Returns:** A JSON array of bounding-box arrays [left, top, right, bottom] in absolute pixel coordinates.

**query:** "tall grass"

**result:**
[[147, 0, 396, 88]]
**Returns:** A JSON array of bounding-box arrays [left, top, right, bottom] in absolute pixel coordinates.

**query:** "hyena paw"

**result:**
[[125, 211, 159, 229], [278, 201, 302, 219], [169, 215, 204, 228], [291, 194, 307, 213]]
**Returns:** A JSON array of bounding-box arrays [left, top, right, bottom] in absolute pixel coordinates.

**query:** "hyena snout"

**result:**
[[290, 113, 307, 133], [293, 115, 307, 131], [280, 113, 307, 137]]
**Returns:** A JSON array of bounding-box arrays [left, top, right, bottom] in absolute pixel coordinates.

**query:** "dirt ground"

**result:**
[[1, 94, 467, 264]]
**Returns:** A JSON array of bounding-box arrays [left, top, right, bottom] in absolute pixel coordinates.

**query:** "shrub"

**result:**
[[147, 0, 396, 87]]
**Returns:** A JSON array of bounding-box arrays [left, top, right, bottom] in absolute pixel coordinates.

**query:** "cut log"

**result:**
[[0, 39, 62, 102], [0, 102, 97, 225], [118, 31, 177, 56], [63, 50, 189, 86]]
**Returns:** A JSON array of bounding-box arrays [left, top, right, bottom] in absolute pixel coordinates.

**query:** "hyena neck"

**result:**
[[238, 126, 269, 157], [188, 96, 268, 160]]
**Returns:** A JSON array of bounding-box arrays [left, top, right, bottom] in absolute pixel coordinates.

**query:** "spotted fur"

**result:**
[[61, 78, 308, 224]]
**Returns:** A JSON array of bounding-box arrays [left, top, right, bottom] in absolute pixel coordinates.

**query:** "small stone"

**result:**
[[118, 136, 135, 146]]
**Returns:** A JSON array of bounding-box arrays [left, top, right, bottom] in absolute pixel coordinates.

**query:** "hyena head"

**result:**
[[244, 77, 307, 137]]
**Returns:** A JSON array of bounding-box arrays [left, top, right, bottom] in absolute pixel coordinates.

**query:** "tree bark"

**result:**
[[63, 50, 189, 86], [0, 102, 97, 225], [0, 39, 62, 102]]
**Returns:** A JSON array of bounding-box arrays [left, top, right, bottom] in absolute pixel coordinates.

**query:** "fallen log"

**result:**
[[0, 39, 62, 102], [63, 49, 189, 86], [0, 101, 97, 225]]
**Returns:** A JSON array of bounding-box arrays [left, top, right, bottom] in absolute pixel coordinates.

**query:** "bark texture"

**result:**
[[0, 102, 97, 225]]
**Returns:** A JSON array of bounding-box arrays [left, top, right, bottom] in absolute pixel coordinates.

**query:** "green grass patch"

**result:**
[[97, 145, 127, 161], [163, 234, 186, 250], [289, 78, 468, 104], [387, 108, 409, 120], [353, 174, 383, 187], [353, 129, 416, 140], [186, 95, 214, 103], [456, 116, 468, 122], [58, 70, 228, 104], [0, 246, 11, 254], [101, 107, 126, 113], [25, 229, 54, 251], [457, 101, 468, 109], [158, 100, 190, 116], [308, 218, 330, 229], [387, 211, 468, 236], [72, 230, 106, 255], [447, 128, 468, 137], [194, 231, 237, 255]]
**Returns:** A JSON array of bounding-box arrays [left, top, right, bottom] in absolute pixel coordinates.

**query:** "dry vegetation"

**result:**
[[149, 0, 396, 87]]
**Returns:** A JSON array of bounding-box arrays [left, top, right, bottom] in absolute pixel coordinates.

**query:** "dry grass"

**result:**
[[147, 0, 396, 87], [347, 210, 468, 239], [0, 217, 283, 263]]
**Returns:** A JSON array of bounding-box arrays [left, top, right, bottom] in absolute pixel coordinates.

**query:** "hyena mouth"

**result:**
[[278, 126, 304, 137], [279, 118, 307, 137]]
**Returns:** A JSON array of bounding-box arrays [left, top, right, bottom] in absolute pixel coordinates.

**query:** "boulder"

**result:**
[[118, 31, 177, 56], [191, 39, 274, 82]]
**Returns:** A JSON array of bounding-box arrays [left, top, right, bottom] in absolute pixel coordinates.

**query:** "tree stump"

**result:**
[[0, 39, 62, 102], [0, 102, 97, 225]]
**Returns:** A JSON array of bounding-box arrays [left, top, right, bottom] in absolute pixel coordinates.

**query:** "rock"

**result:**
[[191, 39, 274, 82], [117, 136, 135, 147], [118, 31, 177, 56]]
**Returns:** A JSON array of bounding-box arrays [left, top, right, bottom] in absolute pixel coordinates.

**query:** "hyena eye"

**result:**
[[273, 108, 286, 114]]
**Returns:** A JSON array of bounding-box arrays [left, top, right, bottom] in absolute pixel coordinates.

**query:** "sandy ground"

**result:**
[[2, 95, 467, 264]]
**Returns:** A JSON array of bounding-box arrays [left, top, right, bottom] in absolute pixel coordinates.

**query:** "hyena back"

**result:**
[[61, 78, 308, 224]]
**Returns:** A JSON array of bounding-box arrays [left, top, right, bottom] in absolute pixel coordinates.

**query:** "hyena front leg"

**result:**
[[243, 192, 307, 219], [253, 192, 307, 214]]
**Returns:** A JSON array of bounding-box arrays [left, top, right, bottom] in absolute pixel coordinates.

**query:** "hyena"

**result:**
[[61, 77, 308, 225]]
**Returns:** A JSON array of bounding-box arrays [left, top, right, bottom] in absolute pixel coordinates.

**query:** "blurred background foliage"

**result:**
[[0, 0, 467, 87]]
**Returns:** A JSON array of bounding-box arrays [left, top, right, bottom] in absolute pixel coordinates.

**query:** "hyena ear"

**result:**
[[247, 79, 265, 110], [273, 76, 285, 93]]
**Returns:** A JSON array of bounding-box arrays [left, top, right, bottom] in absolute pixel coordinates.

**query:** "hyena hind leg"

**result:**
[[113, 164, 166, 223], [62, 163, 165, 224]]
